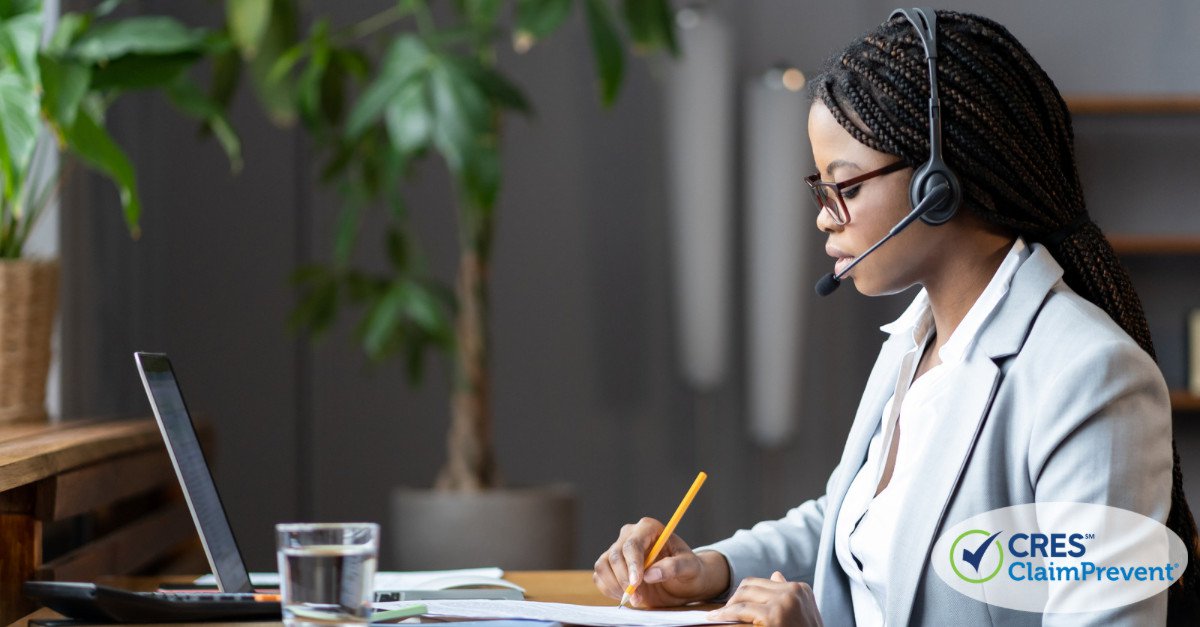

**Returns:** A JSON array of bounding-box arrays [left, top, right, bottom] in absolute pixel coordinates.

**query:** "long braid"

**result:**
[[812, 10, 1200, 620]]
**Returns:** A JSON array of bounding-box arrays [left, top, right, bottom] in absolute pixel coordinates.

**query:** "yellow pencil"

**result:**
[[619, 471, 708, 608]]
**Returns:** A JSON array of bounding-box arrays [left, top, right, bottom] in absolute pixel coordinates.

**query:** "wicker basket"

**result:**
[[0, 259, 59, 423]]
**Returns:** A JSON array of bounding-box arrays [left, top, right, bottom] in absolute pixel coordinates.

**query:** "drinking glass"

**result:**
[[276, 522, 379, 626]]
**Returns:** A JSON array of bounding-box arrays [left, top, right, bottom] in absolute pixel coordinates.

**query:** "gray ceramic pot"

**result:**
[[390, 484, 576, 570]]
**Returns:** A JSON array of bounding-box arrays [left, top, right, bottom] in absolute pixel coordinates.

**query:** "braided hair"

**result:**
[[810, 10, 1200, 620]]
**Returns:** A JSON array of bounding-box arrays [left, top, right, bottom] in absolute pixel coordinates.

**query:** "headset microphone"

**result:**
[[815, 183, 950, 296]]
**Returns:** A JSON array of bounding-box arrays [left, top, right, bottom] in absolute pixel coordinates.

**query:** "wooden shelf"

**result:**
[[1107, 234, 1200, 255], [1065, 95, 1200, 115], [1171, 390, 1200, 412]]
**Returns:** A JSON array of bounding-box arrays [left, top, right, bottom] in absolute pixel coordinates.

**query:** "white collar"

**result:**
[[879, 237, 1030, 364]]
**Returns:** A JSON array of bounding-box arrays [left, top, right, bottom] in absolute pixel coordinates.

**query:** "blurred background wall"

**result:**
[[58, 0, 1200, 569]]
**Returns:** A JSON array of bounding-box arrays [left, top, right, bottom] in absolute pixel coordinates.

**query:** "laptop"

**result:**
[[21, 353, 283, 622], [24, 352, 520, 622], [129, 352, 519, 602]]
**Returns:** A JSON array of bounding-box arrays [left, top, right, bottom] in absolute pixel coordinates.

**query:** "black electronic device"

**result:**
[[18, 355, 278, 623], [22, 582, 280, 623], [134, 352, 257, 594], [890, 6, 962, 226]]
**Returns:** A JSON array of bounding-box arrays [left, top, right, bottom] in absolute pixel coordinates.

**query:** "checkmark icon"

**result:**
[[961, 531, 1002, 572]]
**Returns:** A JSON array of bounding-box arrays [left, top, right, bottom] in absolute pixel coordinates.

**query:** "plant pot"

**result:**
[[0, 259, 58, 424], [390, 484, 576, 570]]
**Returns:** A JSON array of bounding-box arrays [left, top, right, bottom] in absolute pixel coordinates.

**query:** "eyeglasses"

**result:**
[[804, 161, 908, 225]]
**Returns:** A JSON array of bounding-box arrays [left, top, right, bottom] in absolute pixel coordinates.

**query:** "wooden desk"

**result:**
[[10, 571, 725, 626], [0, 419, 207, 625]]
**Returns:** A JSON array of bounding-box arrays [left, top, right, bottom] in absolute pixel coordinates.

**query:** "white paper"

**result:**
[[194, 567, 505, 589], [375, 599, 733, 627]]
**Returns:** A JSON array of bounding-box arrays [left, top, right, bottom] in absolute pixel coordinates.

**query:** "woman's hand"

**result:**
[[592, 517, 729, 608], [706, 572, 823, 627]]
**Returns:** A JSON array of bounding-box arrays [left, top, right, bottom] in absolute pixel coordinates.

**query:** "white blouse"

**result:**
[[833, 237, 1029, 626]]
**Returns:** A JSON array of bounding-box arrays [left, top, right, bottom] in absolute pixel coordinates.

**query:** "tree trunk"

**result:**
[[436, 248, 497, 490]]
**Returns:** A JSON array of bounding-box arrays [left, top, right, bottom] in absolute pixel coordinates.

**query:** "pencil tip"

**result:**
[[618, 592, 630, 608]]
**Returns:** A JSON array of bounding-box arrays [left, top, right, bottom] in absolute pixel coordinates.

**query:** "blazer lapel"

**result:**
[[814, 332, 910, 617], [884, 244, 1065, 624], [883, 356, 1001, 625]]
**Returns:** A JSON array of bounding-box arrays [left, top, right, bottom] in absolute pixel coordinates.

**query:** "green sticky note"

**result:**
[[370, 604, 428, 623]]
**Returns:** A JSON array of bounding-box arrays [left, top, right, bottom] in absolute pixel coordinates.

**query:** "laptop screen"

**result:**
[[135, 352, 254, 593]]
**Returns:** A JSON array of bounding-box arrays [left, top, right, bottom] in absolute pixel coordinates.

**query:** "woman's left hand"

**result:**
[[705, 572, 823, 627]]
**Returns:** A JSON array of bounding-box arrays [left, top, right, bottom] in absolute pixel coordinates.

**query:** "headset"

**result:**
[[815, 7, 963, 296], [892, 7, 962, 225]]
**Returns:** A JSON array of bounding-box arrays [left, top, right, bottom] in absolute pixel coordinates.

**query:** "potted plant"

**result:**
[[223, 0, 678, 567], [0, 0, 237, 423]]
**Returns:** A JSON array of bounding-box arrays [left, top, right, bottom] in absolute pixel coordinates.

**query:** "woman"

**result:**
[[592, 9, 1199, 625]]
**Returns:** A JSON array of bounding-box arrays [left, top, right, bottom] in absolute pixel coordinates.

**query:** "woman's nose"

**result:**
[[816, 205, 843, 233]]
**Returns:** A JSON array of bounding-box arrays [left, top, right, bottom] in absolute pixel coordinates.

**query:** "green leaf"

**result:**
[[428, 57, 489, 173], [344, 36, 429, 139], [515, 0, 572, 40], [335, 48, 369, 80], [379, 147, 409, 219], [70, 16, 208, 62], [0, 12, 41, 81], [94, 0, 125, 18], [621, 0, 677, 55], [362, 281, 408, 359], [46, 13, 90, 56], [264, 39, 305, 86], [458, 59, 531, 114], [37, 54, 90, 131], [332, 202, 361, 267], [296, 25, 331, 129], [385, 228, 407, 270], [0, 69, 39, 200], [209, 47, 242, 110], [226, 0, 271, 58], [403, 282, 452, 338], [384, 77, 431, 156], [63, 108, 141, 238], [343, 269, 378, 302], [0, 0, 39, 20], [165, 79, 243, 173], [246, 0, 299, 125], [290, 265, 340, 336], [461, 0, 502, 36], [89, 51, 200, 91], [318, 49, 347, 128], [462, 139, 499, 210], [583, 0, 624, 107]]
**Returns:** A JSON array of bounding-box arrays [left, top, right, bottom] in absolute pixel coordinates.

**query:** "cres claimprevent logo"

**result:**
[[949, 529, 1004, 584], [932, 503, 1189, 614]]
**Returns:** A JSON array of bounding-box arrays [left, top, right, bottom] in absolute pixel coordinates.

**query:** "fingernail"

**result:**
[[629, 566, 638, 585], [644, 568, 662, 583]]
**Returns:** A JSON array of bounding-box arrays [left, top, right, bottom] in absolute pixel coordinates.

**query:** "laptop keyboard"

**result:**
[[144, 591, 265, 602]]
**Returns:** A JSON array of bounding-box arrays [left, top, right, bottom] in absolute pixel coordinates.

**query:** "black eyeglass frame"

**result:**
[[804, 160, 908, 225]]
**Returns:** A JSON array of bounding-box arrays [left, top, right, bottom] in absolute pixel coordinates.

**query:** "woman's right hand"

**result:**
[[592, 517, 730, 608]]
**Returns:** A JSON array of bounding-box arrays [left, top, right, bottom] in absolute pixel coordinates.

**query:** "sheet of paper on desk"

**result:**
[[375, 599, 735, 626], [194, 567, 505, 588]]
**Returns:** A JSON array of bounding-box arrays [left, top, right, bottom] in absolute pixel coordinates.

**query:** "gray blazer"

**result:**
[[700, 244, 1173, 625]]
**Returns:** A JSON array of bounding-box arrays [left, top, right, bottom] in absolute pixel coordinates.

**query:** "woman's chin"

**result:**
[[849, 277, 882, 297], [850, 276, 908, 298]]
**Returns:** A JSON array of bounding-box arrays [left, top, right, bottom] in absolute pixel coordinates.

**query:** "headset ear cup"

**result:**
[[911, 159, 962, 225]]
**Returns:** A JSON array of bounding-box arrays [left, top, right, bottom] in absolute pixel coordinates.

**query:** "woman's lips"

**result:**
[[834, 256, 855, 276], [826, 243, 855, 276]]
